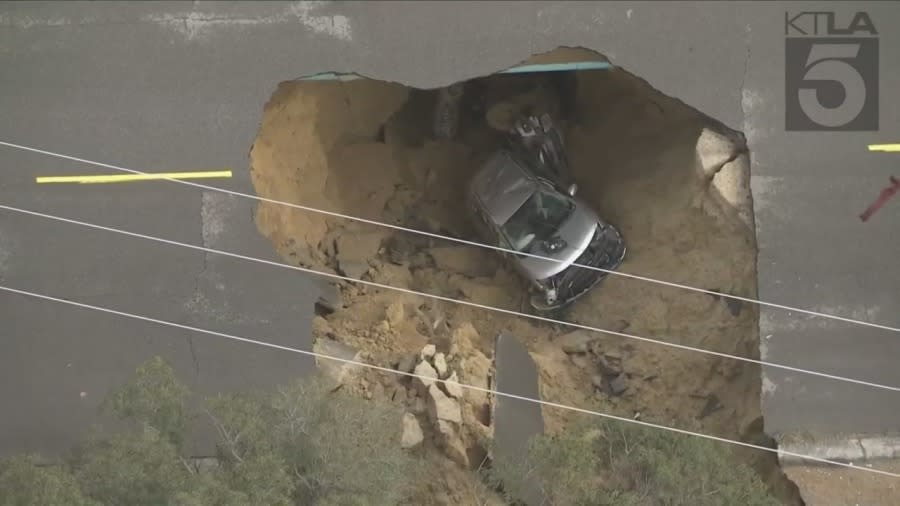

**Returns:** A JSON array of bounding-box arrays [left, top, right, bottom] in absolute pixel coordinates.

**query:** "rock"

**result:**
[[435, 420, 470, 468], [413, 361, 439, 392], [444, 436, 470, 468], [337, 261, 369, 280], [427, 384, 462, 424], [603, 350, 623, 361], [569, 353, 591, 369], [420, 344, 437, 361], [383, 235, 413, 265], [695, 127, 746, 179], [612, 319, 630, 332], [412, 397, 426, 414], [335, 230, 385, 264], [556, 330, 598, 354], [587, 339, 604, 356], [433, 352, 448, 378], [449, 322, 480, 357], [596, 355, 621, 376], [409, 251, 432, 269], [312, 338, 362, 391], [311, 316, 331, 336], [591, 374, 604, 390], [607, 374, 628, 397], [460, 353, 492, 409], [428, 246, 496, 278], [386, 302, 405, 328], [442, 371, 464, 398], [401, 413, 424, 449], [395, 353, 418, 374], [699, 394, 723, 419], [435, 418, 456, 440]]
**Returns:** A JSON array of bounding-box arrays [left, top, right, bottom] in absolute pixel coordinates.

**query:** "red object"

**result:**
[[860, 176, 900, 222]]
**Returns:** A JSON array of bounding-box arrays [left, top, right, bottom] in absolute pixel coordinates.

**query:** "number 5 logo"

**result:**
[[785, 38, 878, 131], [798, 44, 866, 128]]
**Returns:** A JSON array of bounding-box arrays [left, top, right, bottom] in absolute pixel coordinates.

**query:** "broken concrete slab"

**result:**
[[442, 371, 464, 399], [428, 383, 462, 424], [413, 360, 439, 393], [555, 329, 598, 354], [312, 338, 362, 391], [401, 412, 424, 450], [420, 344, 437, 361], [433, 352, 448, 378], [491, 332, 547, 506]]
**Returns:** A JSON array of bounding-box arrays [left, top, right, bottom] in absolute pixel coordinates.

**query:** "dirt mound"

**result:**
[[250, 47, 768, 504]]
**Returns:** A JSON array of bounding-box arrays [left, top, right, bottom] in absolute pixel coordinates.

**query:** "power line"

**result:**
[[1, 283, 898, 479], [2, 202, 897, 393], [1, 139, 896, 334]]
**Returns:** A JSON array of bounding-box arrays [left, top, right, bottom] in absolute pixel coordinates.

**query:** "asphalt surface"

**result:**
[[0, 1, 898, 462]]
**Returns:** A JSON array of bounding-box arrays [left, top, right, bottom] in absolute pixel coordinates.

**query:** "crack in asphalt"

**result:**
[[186, 192, 210, 378], [740, 23, 752, 135]]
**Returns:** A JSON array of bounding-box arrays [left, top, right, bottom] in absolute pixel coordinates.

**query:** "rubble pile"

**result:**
[[397, 324, 494, 470], [554, 327, 632, 398]]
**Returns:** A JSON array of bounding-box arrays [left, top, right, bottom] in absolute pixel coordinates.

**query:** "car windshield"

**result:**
[[501, 189, 575, 252]]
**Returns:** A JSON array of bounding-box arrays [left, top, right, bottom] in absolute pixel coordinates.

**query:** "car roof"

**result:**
[[470, 150, 537, 226]]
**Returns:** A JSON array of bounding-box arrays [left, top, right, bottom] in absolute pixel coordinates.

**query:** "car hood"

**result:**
[[517, 201, 600, 280]]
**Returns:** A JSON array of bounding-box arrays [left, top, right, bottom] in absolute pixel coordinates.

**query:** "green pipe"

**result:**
[[298, 61, 612, 81]]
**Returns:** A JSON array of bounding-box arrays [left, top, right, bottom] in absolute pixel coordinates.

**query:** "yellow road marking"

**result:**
[[35, 170, 233, 184], [868, 144, 900, 153]]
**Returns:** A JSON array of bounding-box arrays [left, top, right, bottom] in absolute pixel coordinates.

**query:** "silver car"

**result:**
[[466, 114, 626, 312]]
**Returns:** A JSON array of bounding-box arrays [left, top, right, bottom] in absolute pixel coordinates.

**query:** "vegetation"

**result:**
[[489, 417, 780, 506], [0, 357, 418, 506], [0, 356, 781, 506]]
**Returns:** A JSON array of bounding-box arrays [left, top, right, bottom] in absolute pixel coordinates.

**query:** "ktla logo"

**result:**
[[784, 11, 879, 131]]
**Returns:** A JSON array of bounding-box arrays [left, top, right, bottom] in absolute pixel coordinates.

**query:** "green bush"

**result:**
[[490, 418, 780, 506], [0, 455, 97, 506], [0, 357, 418, 506], [102, 356, 189, 449], [71, 428, 189, 506]]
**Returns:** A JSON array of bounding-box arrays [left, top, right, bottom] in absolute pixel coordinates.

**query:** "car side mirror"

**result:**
[[567, 183, 578, 196]]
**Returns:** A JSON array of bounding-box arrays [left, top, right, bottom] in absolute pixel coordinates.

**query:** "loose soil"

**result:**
[[249, 47, 796, 504]]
